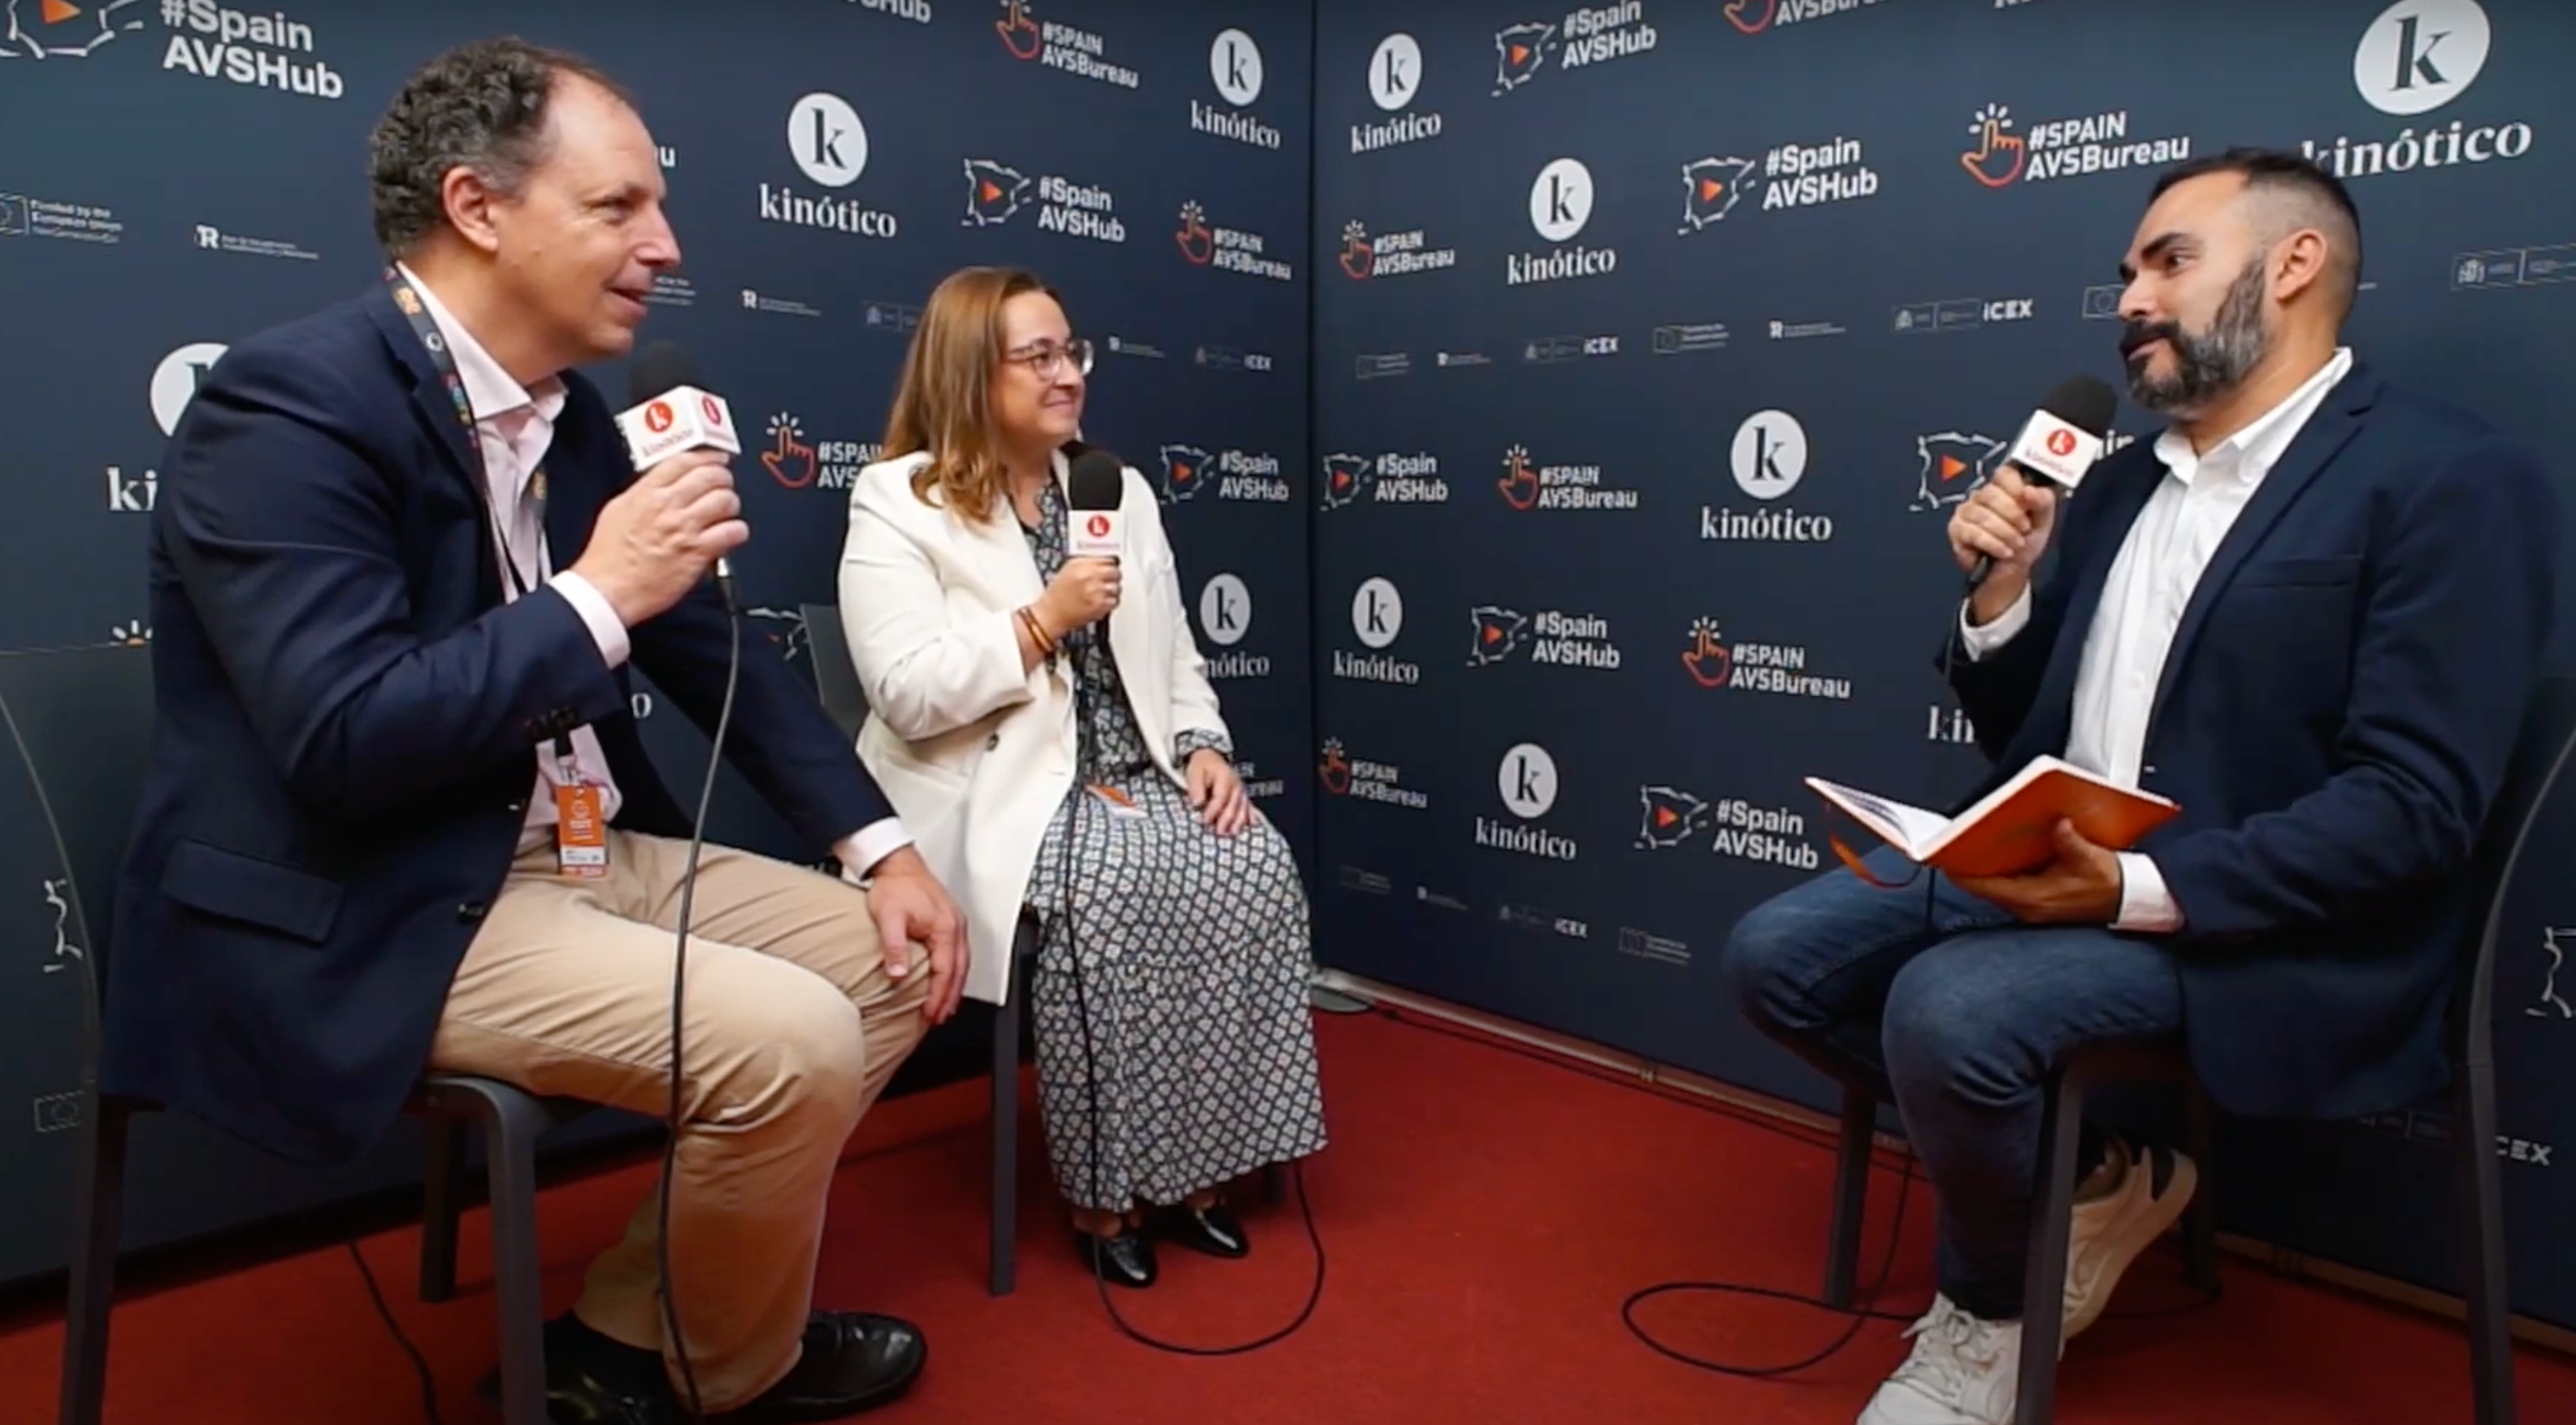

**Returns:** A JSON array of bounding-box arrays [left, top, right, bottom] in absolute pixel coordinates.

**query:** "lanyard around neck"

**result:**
[[383, 265, 550, 600]]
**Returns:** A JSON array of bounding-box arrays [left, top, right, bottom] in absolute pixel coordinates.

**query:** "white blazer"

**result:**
[[835, 447, 1230, 1006]]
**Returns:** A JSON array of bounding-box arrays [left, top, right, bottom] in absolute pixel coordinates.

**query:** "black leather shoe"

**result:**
[[1155, 1203, 1250, 1258], [474, 1315, 676, 1425], [710, 1311, 926, 1423], [1074, 1228, 1157, 1287]]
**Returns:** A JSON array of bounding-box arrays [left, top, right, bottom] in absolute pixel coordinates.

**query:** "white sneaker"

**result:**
[[2063, 1139, 2197, 1340], [1858, 1294, 2021, 1425]]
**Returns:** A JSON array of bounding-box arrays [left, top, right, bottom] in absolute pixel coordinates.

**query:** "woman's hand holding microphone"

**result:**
[[1034, 557, 1121, 638]]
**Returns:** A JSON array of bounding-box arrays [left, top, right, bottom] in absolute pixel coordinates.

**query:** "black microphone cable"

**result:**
[[1054, 600, 1325, 1356], [661, 570, 742, 1423]]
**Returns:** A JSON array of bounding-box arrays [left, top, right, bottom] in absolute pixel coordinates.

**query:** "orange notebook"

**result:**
[[1804, 756, 2180, 879]]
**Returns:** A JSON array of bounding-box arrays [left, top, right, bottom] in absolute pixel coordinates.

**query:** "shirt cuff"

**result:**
[[835, 817, 914, 879], [549, 570, 631, 669], [1958, 585, 2033, 662], [2111, 851, 2184, 933]]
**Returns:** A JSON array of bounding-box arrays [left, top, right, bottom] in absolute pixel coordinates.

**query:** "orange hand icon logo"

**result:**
[[1317, 738, 1352, 795], [1722, 0, 1777, 34], [1173, 201, 1215, 265], [1497, 444, 1541, 511], [761, 413, 817, 489], [1680, 617, 1732, 689], [995, 0, 1041, 60], [1961, 104, 2027, 188], [1339, 221, 1374, 280]]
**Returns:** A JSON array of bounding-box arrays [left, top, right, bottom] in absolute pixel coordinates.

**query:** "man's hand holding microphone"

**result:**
[[1936, 374, 2130, 926], [570, 448, 748, 626], [1949, 373, 2117, 626], [1949, 463, 2058, 629]]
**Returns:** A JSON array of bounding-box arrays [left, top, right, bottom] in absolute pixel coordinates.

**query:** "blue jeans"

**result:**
[[1717, 846, 2184, 1320]]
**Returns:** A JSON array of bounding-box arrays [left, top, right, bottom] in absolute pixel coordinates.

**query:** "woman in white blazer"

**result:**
[[835, 266, 1327, 1288]]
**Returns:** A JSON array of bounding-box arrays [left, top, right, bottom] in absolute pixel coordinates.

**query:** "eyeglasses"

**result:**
[[1003, 337, 1093, 379]]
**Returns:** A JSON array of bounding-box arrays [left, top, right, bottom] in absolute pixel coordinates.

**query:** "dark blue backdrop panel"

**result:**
[[1311, 0, 2576, 1330], [0, 0, 1313, 1289]]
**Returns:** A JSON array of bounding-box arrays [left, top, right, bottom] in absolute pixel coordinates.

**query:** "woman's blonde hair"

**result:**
[[880, 264, 1067, 522]]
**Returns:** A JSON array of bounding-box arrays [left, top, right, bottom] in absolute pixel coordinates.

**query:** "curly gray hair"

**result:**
[[366, 36, 631, 255]]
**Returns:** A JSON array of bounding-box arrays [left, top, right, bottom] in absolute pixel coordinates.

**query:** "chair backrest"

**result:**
[[800, 602, 870, 741], [2454, 674, 2576, 1066], [0, 643, 157, 972]]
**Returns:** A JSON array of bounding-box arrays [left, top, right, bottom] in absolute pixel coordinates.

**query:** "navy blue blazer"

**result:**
[[1944, 360, 2560, 1122], [102, 281, 898, 1166]]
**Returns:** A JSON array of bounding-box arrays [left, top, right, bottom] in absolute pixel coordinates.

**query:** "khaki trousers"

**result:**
[[426, 829, 930, 1409]]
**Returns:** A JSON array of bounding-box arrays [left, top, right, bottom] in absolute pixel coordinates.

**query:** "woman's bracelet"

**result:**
[[1017, 604, 1056, 656]]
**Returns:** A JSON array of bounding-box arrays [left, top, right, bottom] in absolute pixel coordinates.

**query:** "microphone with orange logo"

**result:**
[[1964, 375, 2118, 590], [618, 340, 744, 610], [1065, 443, 1127, 562]]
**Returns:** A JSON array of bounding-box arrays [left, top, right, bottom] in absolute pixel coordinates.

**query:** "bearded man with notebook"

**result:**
[[1718, 147, 2560, 1425]]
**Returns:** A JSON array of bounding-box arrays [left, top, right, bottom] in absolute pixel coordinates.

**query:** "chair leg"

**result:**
[[418, 1116, 467, 1302], [2015, 1070, 2086, 1425], [58, 1094, 134, 1425], [1823, 1083, 1876, 1310], [990, 985, 1021, 1298], [2457, 1062, 2517, 1425], [2179, 1077, 2221, 1292], [480, 1096, 553, 1425]]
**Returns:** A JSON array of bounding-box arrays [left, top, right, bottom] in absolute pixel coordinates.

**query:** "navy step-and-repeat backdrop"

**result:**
[[0, 0, 1312, 1287], [1308, 0, 2576, 1329]]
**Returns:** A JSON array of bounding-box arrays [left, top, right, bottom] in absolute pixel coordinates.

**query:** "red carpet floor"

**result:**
[[3, 1007, 2572, 1424]]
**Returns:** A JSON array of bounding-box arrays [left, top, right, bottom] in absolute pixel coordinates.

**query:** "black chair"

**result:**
[[8, 643, 595, 1425], [801, 603, 1046, 1297], [1819, 675, 2576, 1425]]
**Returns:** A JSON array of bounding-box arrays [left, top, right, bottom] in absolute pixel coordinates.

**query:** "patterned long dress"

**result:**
[[1014, 479, 1329, 1212]]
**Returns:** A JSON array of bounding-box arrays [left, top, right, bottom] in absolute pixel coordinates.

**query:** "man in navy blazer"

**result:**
[[1720, 148, 2557, 1425], [104, 37, 964, 1423]]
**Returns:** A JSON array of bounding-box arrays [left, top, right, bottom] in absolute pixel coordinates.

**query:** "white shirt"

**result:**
[[397, 266, 910, 875], [1961, 346, 2355, 932]]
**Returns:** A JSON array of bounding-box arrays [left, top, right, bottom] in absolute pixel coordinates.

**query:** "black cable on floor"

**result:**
[[347, 1241, 443, 1425]]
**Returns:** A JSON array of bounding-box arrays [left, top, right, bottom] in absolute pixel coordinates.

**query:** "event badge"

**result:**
[[1085, 783, 1147, 820], [555, 763, 609, 877]]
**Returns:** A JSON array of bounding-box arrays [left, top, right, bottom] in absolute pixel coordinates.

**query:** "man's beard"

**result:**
[[2122, 258, 2271, 415]]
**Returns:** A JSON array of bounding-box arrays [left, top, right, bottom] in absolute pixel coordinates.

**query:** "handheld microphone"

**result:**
[[1965, 374, 2118, 589], [1065, 444, 1126, 560], [619, 340, 744, 608]]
